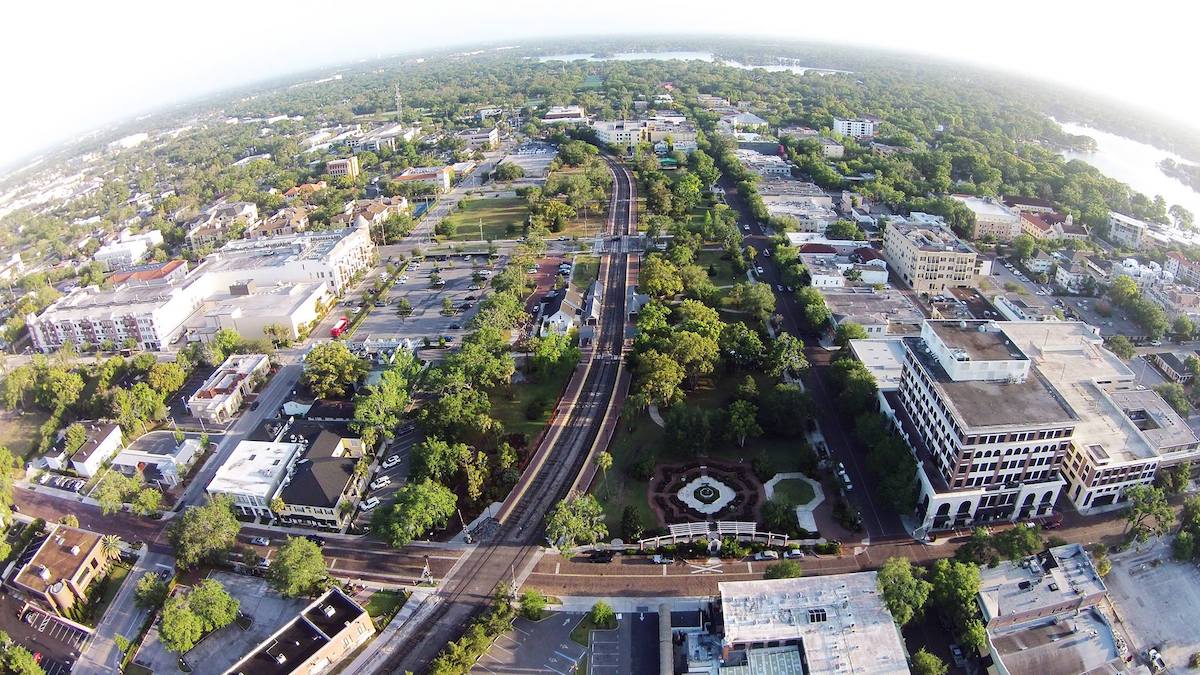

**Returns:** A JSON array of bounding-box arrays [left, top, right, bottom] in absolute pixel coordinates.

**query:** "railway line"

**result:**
[[376, 156, 637, 673]]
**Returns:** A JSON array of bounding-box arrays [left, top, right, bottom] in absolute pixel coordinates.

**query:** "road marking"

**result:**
[[688, 561, 723, 574], [554, 562, 560, 574]]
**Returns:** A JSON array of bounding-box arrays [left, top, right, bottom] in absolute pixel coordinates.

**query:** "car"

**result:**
[[755, 266, 764, 275], [464, 295, 477, 301], [467, 284, 482, 291], [382, 454, 401, 469], [776, 284, 784, 292], [374, 301, 386, 307], [360, 497, 381, 511], [949, 644, 966, 667], [651, 554, 674, 564], [304, 535, 326, 548], [256, 558, 271, 569], [370, 475, 392, 490], [786, 286, 794, 293], [784, 549, 805, 559], [441, 335, 456, 343], [399, 277, 408, 284], [249, 400, 260, 411], [527, 266, 538, 274], [351, 307, 362, 314], [249, 536, 270, 546], [742, 223, 749, 231], [1150, 339, 1162, 346], [587, 551, 615, 563], [31, 652, 41, 665], [458, 302, 473, 310], [754, 550, 780, 561], [448, 323, 462, 330]]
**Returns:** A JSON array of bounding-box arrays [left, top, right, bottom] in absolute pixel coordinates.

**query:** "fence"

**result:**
[[636, 521, 788, 550]]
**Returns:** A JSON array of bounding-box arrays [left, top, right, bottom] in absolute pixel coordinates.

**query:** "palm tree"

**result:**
[[596, 452, 613, 497], [101, 535, 123, 561]]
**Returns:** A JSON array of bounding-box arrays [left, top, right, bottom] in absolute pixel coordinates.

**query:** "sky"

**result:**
[[2, 0, 1197, 167]]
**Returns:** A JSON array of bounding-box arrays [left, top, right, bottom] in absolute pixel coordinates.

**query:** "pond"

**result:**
[[537, 51, 850, 75]]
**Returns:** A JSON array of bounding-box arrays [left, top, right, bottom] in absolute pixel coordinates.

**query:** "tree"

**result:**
[[727, 400, 762, 447], [911, 649, 948, 675], [634, 349, 685, 408], [758, 383, 811, 437], [160, 594, 204, 653], [63, 423, 88, 455], [1109, 275, 1139, 306], [302, 342, 367, 399], [728, 282, 776, 323], [169, 496, 241, 569], [1123, 484, 1175, 546], [372, 480, 458, 548], [58, 514, 79, 528], [519, 589, 547, 620], [95, 471, 138, 515], [1011, 234, 1036, 260], [1155, 382, 1190, 415], [765, 333, 808, 378], [763, 560, 804, 579], [719, 322, 766, 368], [929, 558, 981, 628], [147, 361, 187, 398], [596, 451, 613, 495], [132, 487, 163, 516], [876, 557, 932, 627], [833, 322, 868, 348], [546, 492, 607, 550], [5, 645, 46, 675], [1105, 335, 1136, 359], [825, 220, 865, 241], [640, 255, 683, 298], [187, 579, 239, 632], [493, 162, 525, 182], [134, 572, 169, 609], [412, 438, 470, 483], [1156, 460, 1192, 495], [101, 534, 123, 560], [352, 360, 413, 449], [1175, 315, 1196, 340], [269, 537, 329, 598], [589, 601, 616, 629]]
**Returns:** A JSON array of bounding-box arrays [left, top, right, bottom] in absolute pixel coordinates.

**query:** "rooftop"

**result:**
[[904, 336, 1076, 429], [278, 430, 358, 509], [228, 587, 368, 675], [13, 525, 103, 597], [927, 320, 1027, 361], [952, 194, 1020, 221], [978, 545, 1106, 626], [1107, 388, 1198, 452], [990, 608, 1124, 675], [888, 220, 975, 254], [848, 338, 907, 391], [822, 289, 924, 334], [207, 439, 303, 498], [718, 573, 908, 675], [70, 423, 122, 463]]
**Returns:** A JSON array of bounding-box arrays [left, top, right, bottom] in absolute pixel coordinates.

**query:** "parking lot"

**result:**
[[498, 142, 558, 183], [471, 613, 586, 675], [1103, 544, 1200, 672], [353, 424, 422, 528], [0, 594, 83, 675]]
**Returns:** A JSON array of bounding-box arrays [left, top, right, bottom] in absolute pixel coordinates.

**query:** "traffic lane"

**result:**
[[14, 487, 169, 551]]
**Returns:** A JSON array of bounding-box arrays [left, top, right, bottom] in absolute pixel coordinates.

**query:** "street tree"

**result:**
[[834, 322, 868, 348], [169, 496, 241, 569], [546, 492, 607, 550], [269, 537, 330, 598], [302, 341, 367, 399], [763, 560, 804, 579], [765, 333, 808, 378], [134, 573, 169, 610], [596, 451, 613, 495], [1123, 484, 1175, 546], [727, 400, 762, 447], [160, 595, 204, 654], [876, 557, 932, 626], [186, 578, 239, 632], [911, 649, 948, 675], [1105, 335, 1136, 359], [634, 349, 686, 408], [372, 480, 458, 548]]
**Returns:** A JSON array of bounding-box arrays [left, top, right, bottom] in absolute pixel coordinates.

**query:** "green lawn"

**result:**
[[442, 197, 529, 241], [771, 478, 816, 507], [570, 256, 600, 293], [69, 561, 131, 627], [694, 248, 741, 287], [490, 366, 575, 440], [365, 590, 407, 628], [0, 409, 50, 459], [569, 614, 614, 646], [594, 410, 662, 535]]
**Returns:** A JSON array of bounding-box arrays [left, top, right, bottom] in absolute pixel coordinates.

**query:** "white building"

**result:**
[[93, 229, 164, 271], [718, 574, 908, 675], [111, 438, 203, 489], [1107, 212, 1148, 249], [69, 423, 124, 478], [454, 127, 500, 150], [199, 223, 375, 294], [734, 148, 791, 178], [207, 439, 305, 518], [349, 123, 418, 152], [541, 105, 587, 124], [539, 288, 583, 337], [833, 118, 879, 138], [186, 353, 271, 423], [951, 195, 1022, 242]]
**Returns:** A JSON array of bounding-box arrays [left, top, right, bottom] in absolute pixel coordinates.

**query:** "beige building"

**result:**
[[8, 525, 110, 616], [186, 353, 271, 423], [882, 220, 988, 294], [326, 156, 360, 179], [248, 206, 312, 239], [951, 194, 1022, 241]]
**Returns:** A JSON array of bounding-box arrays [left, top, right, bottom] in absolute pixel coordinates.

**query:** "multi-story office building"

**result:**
[[199, 223, 375, 294], [951, 195, 1022, 242], [833, 117, 879, 138], [894, 321, 1072, 533], [1108, 212, 1148, 249], [454, 126, 499, 150], [227, 587, 374, 675], [326, 156, 360, 179], [541, 105, 587, 124], [882, 220, 988, 295]]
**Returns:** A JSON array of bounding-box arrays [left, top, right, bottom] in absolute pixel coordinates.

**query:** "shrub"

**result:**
[[519, 590, 547, 620], [815, 541, 841, 555], [590, 601, 616, 629]]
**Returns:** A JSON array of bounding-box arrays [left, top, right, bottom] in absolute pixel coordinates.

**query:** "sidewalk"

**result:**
[[550, 595, 712, 613]]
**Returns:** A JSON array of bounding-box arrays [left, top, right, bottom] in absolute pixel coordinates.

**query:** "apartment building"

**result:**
[[326, 156, 360, 179], [454, 126, 499, 150], [8, 525, 110, 617], [69, 422, 124, 478], [248, 206, 312, 239], [1002, 194, 1056, 215], [1108, 212, 1148, 249], [348, 123, 418, 152], [951, 195, 1022, 241], [331, 197, 408, 229], [1165, 251, 1200, 288], [818, 137, 844, 158], [186, 353, 271, 423], [541, 105, 587, 124], [882, 220, 988, 295], [591, 119, 699, 153], [833, 117, 879, 138], [200, 223, 375, 294], [893, 321, 1073, 533], [207, 439, 305, 518], [94, 228, 164, 270], [185, 201, 260, 249]]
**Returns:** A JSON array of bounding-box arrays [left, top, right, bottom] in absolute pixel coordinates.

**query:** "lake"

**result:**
[[1058, 121, 1200, 215], [537, 51, 849, 75]]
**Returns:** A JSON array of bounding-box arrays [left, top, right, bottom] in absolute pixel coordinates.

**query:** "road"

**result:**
[[370, 157, 636, 674], [718, 174, 908, 540]]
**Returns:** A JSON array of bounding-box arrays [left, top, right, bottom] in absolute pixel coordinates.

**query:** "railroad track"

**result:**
[[377, 155, 636, 674]]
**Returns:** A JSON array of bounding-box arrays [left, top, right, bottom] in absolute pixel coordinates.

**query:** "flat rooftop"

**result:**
[[13, 525, 102, 595], [201, 226, 362, 274], [978, 545, 1106, 626], [928, 320, 1027, 361], [1108, 388, 1199, 451], [990, 608, 1124, 675], [824, 289, 923, 334], [889, 220, 975, 254], [952, 194, 1018, 220], [719, 573, 908, 675], [849, 338, 906, 391], [207, 440, 303, 498], [905, 337, 1077, 429]]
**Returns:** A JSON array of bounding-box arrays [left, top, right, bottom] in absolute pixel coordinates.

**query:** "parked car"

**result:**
[[755, 266, 764, 275], [784, 549, 805, 559], [249, 536, 270, 546], [754, 550, 780, 561], [587, 551, 615, 563], [381, 454, 401, 469], [651, 554, 674, 565], [950, 644, 966, 667], [360, 497, 381, 511], [304, 535, 326, 548], [370, 475, 392, 491], [776, 284, 784, 292]]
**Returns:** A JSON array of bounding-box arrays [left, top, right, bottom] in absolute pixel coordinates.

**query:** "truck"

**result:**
[[330, 316, 350, 338]]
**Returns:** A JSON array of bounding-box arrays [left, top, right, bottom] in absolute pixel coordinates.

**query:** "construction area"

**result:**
[[1103, 544, 1200, 671]]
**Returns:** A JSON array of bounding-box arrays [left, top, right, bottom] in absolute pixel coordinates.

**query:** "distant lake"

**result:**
[[1058, 121, 1200, 215], [537, 51, 849, 75]]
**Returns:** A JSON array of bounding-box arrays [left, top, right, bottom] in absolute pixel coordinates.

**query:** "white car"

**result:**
[[382, 454, 401, 469], [249, 536, 270, 546], [754, 550, 780, 561], [755, 266, 764, 275], [742, 224, 749, 231], [360, 497, 381, 511], [370, 475, 392, 491]]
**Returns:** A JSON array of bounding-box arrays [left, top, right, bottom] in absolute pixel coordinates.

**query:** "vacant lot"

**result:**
[[0, 408, 49, 458], [442, 197, 528, 241], [1104, 544, 1200, 671], [571, 255, 600, 293]]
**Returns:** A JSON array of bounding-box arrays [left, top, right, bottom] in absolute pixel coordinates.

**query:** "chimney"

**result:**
[[69, 545, 80, 556]]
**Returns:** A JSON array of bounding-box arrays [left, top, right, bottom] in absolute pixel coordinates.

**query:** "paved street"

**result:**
[[75, 547, 174, 673]]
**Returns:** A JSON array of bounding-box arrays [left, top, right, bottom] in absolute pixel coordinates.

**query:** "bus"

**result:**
[[330, 316, 350, 338]]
